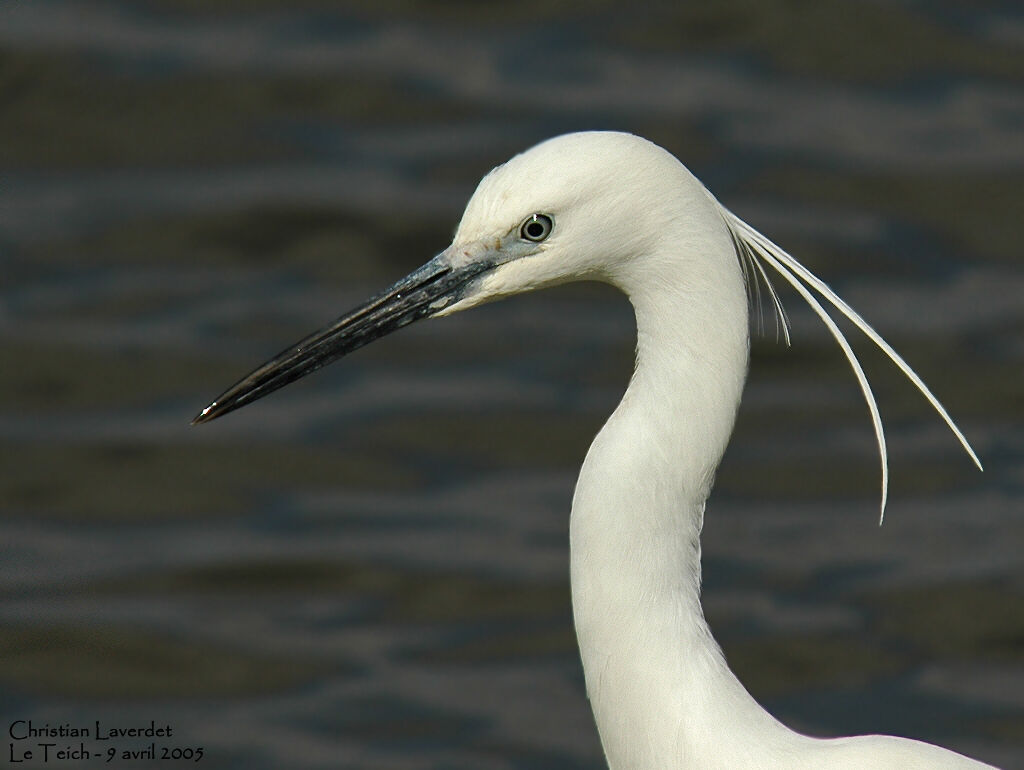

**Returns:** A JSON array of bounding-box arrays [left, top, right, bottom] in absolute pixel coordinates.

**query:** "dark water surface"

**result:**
[[1, 1, 1022, 768]]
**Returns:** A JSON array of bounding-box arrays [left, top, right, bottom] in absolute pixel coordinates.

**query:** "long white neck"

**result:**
[[570, 215, 788, 769], [568, 200, 996, 770]]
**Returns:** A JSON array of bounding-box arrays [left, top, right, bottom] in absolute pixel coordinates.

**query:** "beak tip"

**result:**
[[191, 403, 218, 426]]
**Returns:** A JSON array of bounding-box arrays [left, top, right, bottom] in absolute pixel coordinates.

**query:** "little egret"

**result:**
[[195, 132, 992, 769]]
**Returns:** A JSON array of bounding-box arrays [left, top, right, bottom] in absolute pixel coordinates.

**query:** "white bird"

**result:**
[[194, 132, 992, 769]]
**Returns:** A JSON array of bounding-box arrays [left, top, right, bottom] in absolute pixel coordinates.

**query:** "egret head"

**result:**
[[442, 131, 694, 307], [193, 132, 718, 424]]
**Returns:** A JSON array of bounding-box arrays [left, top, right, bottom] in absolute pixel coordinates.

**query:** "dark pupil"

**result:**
[[526, 221, 544, 238]]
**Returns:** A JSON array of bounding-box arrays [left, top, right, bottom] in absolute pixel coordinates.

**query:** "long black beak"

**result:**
[[192, 252, 490, 424]]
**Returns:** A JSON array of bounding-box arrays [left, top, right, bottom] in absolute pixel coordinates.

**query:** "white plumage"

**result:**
[[196, 131, 992, 769]]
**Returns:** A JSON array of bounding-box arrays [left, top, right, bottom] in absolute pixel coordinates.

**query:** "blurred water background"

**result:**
[[1, 1, 1022, 768]]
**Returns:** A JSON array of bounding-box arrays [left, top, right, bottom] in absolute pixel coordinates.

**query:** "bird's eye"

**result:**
[[520, 213, 553, 243]]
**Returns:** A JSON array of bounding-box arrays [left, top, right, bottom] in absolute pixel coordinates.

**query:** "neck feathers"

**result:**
[[569, 208, 761, 769]]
